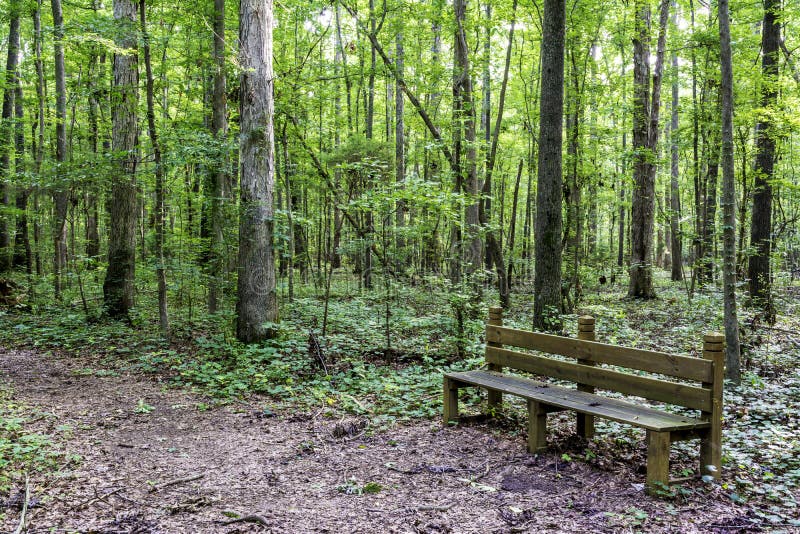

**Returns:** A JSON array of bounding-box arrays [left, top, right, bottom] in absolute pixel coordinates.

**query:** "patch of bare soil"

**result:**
[[0, 347, 764, 533]]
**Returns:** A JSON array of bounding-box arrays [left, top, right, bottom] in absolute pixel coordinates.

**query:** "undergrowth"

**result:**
[[0, 271, 799, 525], [0, 385, 63, 495]]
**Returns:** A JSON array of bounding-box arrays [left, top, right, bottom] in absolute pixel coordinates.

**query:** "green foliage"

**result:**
[[0, 386, 63, 493], [336, 477, 383, 495]]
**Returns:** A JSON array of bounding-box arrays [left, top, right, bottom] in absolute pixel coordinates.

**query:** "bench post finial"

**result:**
[[576, 316, 596, 438], [487, 306, 504, 411], [700, 332, 724, 480]]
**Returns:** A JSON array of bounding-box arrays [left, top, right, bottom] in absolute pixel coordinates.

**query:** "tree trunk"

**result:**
[[236, 0, 278, 342], [140, 0, 169, 337], [0, 4, 20, 273], [481, 0, 518, 308], [669, 5, 682, 281], [748, 0, 779, 321], [718, 0, 741, 382], [702, 138, 720, 284], [12, 82, 30, 273], [207, 0, 228, 313], [629, 0, 668, 299], [453, 0, 481, 280], [51, 0, 70, 297], [103, 0, 139, 318], [533, 0, 565, 330], [395, 30, 406, 264], [507, 159, 523, 288]]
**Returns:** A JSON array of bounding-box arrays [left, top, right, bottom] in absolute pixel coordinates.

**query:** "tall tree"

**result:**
[[51, 0, 70, 296], [236, 0, 278, 342], [103, 0, 139, 318], [669, 2, 682, 282], [533, 0, 566, 329], [0, 3, 21, 273], [140, 0, 169, 337], [718, 0, 741, 382], [451, 0, 481, 282], [12, 83, 30, 273], [481, 0, 518, 308], [748, 0, 779, 322], [208, 0, 228, 313], [395, 29, 405, 257], [628, 0, 668, 299]]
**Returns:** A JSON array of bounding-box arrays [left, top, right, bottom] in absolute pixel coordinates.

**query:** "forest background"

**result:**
[[1, 0, 800, 528]]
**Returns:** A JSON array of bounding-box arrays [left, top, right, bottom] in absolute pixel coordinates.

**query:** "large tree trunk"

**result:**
[[51, 0, 70, 297], [748, 0, 779, 322], [33, 0, 45, 277], [718, 0, 741, 382], [533, 0, 565, 330], [628, 0, 668, 299], [236, 0, 278, 342], [0, 5, 20, 273], [103, 0, 139, 318], [140, 0, 169, 337], [207, 0, 228, 313], [452, 0, 481, 281]]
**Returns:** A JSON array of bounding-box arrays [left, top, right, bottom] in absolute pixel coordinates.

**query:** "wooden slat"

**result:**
[[484, 346, 713, 411], [486, 325, 713, 382], [445, 370, 710, 432]]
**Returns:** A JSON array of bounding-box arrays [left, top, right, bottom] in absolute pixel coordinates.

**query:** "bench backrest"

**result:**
[[484, 307, 724, 413]]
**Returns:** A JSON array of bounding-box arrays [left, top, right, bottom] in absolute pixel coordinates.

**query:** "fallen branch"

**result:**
[[148, 473, 204, 493], [221, 513, 271, 526], [70, 487, 123, 511], [416, 502, 455, 512], [13, 473, 30, 534]]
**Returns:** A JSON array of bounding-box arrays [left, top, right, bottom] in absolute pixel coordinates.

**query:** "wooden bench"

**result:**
[[443, 306, 724, 493]]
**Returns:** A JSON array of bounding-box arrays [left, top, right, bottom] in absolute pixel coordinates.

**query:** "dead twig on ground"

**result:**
[[148, 473, 204, 493], [416, 503, 455, 512], [13, 473, 30, 534], [70, 487, 123, 511], [220, 513, 271, 526]]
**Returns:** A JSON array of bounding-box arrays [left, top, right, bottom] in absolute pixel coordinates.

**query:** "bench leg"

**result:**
[[487, 390, 502, 414], [646, 430, 670, 494], [527, 400, 547, 453], [699, 427, 721, 480], [443, 377, 459, 425], [577, 413, 595, 439]]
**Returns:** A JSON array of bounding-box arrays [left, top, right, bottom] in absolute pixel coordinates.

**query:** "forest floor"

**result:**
[[0, 343, 796, 533]]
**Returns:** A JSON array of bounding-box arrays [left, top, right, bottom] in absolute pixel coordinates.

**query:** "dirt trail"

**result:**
[[1, 347, 748, 533]]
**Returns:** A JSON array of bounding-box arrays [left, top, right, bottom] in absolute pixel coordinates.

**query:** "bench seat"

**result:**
[[445, 370, 710, 433]]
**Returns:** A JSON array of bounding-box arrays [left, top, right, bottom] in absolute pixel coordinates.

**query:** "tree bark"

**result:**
[[701, 136, 720, 284], [103, 0, 139, 318], [452, 0, 481, 281], [12, 82, 30, 273], [51, 0, 70, 296], [395, 30, 406, 261], [480, 0, 517, 308], [140, 0, 169, 337], [208, 0, 228, 313], [669, 4, 682, 281], [533, 0, 565, 330], [236, 0, 278, 342], [628, 0, 668, 299], [718, 0, 741, 382], [0, 4, 20, 273], [748, 0, 779, 321]]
